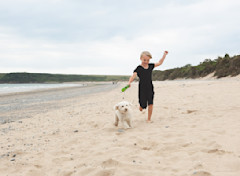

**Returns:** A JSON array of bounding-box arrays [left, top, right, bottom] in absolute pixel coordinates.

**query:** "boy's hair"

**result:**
[[140, 51, 152, 59]]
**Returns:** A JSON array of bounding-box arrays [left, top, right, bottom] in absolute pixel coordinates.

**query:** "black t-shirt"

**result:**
[[134, 63, 155, 92]]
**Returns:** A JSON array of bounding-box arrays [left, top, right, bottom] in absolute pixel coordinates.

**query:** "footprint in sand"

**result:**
[[115, 129, 125, 135], [61, 171, 75, 176], [206, 141, 222, 148], [95, 170, 115, 176], [134, 137, 158, 151], [34, 164, 42, 169], [78, 167, 95, 175], [186, 110, 198, 114], [192, 171, 212, 176], [205, 148, 231, 155], [101, 158, 119, 169], [181, 142, 192, 148], [142, 146, 151, 150], [193, 163, 204, 170]]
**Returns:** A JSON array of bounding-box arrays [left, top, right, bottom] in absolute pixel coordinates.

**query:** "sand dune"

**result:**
[[1, 80, 240, 176]]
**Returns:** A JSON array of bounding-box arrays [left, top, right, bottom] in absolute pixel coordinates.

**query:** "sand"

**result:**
[[0, 80, 240, 176]]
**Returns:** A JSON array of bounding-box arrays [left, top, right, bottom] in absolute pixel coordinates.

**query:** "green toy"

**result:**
[[121, 85, 130, 92]]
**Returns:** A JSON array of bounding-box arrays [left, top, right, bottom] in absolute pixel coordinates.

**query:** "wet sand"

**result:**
[[0, 83, 119, 124]]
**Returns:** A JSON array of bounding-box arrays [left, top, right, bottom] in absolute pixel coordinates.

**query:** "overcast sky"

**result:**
[[0, 0, 239, 75]]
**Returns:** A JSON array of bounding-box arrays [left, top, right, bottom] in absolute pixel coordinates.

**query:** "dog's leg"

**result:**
[[128, 119, 133, 128], [123, 121, 130, 129], [114, 115, 119, 127]]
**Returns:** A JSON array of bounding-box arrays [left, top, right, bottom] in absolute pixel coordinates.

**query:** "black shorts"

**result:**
[[139, 89, 154, 109]]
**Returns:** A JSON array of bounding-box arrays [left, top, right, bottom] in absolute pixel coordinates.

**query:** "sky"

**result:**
[[0, 0, 239, 75]]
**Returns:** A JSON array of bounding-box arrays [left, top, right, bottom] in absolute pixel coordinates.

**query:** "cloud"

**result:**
[[0, 0, 239, 75]]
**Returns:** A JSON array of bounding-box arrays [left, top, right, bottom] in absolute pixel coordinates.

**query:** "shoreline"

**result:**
[[0, 82, 120, 124], [0, 82, 115, 97]]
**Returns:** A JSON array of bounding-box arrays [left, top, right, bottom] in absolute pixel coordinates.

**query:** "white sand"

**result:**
[[1, 80, 240, 176]]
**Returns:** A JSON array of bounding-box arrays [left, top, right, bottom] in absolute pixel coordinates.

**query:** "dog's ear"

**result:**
[[129, 103, 133, 106], [114, 104, 119, 110]]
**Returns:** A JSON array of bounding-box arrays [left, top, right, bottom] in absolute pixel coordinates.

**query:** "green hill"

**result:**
[[0, 73, 129, 83], [0, 73, 5, 79], [153, 54, 240, 81]]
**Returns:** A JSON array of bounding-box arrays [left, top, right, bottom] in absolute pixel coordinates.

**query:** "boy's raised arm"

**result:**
[[154, 51, 168, 68]]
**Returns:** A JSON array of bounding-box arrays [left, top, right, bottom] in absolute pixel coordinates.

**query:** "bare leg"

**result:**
[[147, 104, 153, 122], [139, 106, 143, 111]]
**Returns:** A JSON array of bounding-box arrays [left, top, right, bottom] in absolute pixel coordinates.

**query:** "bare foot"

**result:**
[[146, 120, 153, 123]]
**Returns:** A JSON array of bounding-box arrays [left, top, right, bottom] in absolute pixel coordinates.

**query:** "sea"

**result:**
[[0, 83, 83, 95]]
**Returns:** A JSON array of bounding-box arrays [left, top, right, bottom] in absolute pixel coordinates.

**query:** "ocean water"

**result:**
[[0, 83, 82, 94]]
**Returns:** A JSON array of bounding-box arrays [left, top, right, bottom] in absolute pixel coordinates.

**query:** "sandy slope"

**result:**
[[0, 80, 240, 176]]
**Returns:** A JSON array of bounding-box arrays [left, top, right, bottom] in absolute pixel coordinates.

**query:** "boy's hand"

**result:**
[[155, 51, 168, 68]]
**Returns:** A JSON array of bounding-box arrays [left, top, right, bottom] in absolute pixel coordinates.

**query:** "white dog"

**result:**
[[114, 101, 133, 129]]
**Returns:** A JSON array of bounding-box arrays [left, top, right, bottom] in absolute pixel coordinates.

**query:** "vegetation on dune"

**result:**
[[152, 54, 240, 81]]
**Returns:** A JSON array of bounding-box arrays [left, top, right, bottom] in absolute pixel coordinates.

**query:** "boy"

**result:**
[[128, 51, 168, 122]]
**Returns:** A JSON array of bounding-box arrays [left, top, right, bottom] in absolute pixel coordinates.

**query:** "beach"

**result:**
[[0, 79, 240, 176], [0, 83, 118, 124]]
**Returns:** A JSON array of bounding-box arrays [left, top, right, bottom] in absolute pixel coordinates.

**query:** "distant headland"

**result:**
[[0, 54, 239, 83]]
